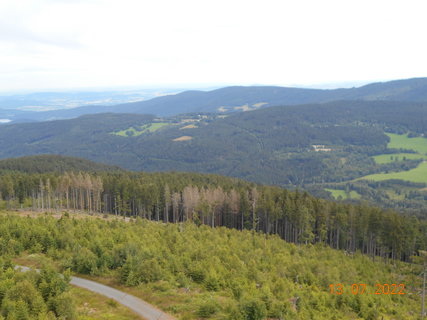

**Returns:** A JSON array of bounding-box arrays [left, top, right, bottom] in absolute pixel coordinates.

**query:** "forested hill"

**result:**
[[0, 155, 122, 173], [0, 168, 425, 263], [0, 113, 156, 167], [9, 77, 427, 121], [3, 98, 427, 214], [0, 156, 426, 319], [1, 214, 424, 319], [108, 77, 427, 115], [0, 100, 426, 184]]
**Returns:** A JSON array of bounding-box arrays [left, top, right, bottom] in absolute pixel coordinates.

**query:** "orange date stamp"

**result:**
[[329, 283, 406, 295]]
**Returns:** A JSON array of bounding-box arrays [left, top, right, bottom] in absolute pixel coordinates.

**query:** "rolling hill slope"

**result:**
[[0, 113, 155, 166], [8, 77, 427, 122], [0, 154, 122, 173], [1, 97, 427, 215], [0, 100, 425, 183]]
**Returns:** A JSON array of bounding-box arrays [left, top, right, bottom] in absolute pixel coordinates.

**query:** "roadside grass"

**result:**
[[359, 161, 427, 183], [70, 287, 142, 320], [386, 133, 427, 154], [75, 275, 232, 320], [373, 153, 427, 164], [13, 253, 57, 269], [13, 254, 142, 320], [14, 252, 199, 319]]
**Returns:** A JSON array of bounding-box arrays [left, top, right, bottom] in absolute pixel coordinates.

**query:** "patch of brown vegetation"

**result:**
[[252, 102, 268, 108], [233, 104, 250, 111], [179, 124, 197, 130], [172, 136, 193, 142], [11, 210, 132, 223]]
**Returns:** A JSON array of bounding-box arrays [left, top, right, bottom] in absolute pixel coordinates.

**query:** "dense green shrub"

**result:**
[[0, 213, 423, 319], [0, 264, 74, 319]]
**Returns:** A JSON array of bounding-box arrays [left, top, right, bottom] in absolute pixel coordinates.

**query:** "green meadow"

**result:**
[[365, 133, 427, 183], [143, 122, 170, 132], [373, 152, 427, 164], [113, 126, 141, 137], [360, 161, 427, 183], [325, 188, 361, 200], [386, 133, 427, 154], [112, 122, 170, 137]]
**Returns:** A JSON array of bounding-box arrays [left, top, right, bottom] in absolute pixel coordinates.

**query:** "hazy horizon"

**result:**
[[0, 78, 404, 96], [2, 0, 427, 92]]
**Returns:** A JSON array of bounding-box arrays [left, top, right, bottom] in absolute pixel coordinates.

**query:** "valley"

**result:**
[[0, 79, 426, 318], [1, 94, 427, 215], [4, 1, 427, 318], [324, 132, 427, 214]]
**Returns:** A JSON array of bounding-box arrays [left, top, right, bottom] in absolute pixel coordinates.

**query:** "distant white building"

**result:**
[[312, 145, 332, 152]]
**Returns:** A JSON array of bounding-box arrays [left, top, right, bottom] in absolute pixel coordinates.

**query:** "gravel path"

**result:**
[[15, 266, 176, 320]]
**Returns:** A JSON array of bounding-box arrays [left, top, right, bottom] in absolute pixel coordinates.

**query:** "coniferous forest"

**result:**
[[3, 0, 427, 317], [0, 213, 424, 319], [0, 169, 424, 263], [0, 156, 424, 319]]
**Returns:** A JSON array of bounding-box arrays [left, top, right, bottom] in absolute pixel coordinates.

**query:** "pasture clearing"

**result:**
[[386, 133, 427, 154], [359, 161, 427, 183], [325, 188, 361, 200], [112, 122, 170, 137], [144, 122, 170, 132], [372, 152, 427, 164]]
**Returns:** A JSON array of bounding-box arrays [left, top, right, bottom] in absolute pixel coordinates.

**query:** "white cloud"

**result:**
[[1, 0, 427, 91]]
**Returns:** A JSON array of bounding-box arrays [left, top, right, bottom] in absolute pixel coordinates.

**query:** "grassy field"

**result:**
[[325, 188, 361, 200], [360, 161, 427, 183], [142, 122, 169, 133], [113, 127, 141, 137], [325, 188, 347, 199], [349, 190, 361, 199], [386, 133, 427, 154], [365, 133, 427, 183], [113, 122, 170, 137], [373, 152, 427, 164], [71, 287, 141, 320]]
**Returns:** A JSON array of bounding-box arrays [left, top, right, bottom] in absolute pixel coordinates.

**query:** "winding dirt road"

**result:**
[[15, 266, 176, 320]]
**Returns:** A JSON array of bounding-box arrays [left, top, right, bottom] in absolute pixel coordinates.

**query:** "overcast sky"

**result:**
[[1, 0, 427, 92]]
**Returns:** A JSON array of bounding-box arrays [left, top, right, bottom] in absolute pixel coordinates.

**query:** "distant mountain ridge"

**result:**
[[1, 99, 427, 214], [6, 77, 427, 122], [0, 154, 123, 173], [0, 99, 426, 180]]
